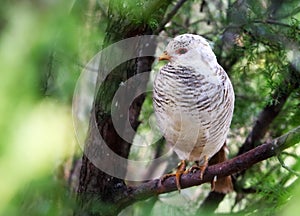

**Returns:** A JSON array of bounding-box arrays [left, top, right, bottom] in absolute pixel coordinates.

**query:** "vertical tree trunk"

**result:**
[[75, 1, 172, 215]]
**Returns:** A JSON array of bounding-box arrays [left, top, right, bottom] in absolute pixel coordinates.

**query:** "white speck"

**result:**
[[213, 175, 217, 182], [115, 101, 118, 107], [145, 43, 149, 47], [120, 82, 125, 86], [224, 146, 230, 155]]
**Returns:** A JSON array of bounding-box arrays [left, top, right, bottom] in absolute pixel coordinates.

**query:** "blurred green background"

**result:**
[[0, 1, 88, 215]]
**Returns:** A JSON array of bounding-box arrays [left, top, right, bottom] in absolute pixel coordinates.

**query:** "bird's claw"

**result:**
[[188, 156, 208, 180], [160, 160, 187, 192]]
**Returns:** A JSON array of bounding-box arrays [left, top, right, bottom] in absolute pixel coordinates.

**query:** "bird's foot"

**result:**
[[160, 160, 187, 192], [188, 155, 208, 180]]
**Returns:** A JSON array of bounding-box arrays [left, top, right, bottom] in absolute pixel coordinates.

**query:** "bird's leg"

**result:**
[[189, 155, 208, 180], [160, 160, 187, 191], [175, 160, 187, 191]]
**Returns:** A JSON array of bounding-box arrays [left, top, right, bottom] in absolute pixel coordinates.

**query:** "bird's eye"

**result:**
[[176, 48, 188, 55]]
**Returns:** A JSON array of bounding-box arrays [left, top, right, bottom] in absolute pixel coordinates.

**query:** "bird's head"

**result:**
[[159, 34, 217, 69]]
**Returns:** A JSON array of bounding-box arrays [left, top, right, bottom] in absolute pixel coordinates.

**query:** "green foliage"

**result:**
[[109, 0, 171, 31], [148, 18, 159, 30]]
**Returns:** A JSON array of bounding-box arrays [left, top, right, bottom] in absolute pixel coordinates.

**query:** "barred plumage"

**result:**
[[153, 34, 234, 192]]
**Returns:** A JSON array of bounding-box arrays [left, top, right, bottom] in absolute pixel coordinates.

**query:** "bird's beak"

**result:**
[[159, 52, 171, 61]]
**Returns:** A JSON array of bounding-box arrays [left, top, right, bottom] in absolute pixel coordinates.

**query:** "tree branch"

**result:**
[[253, 19, 300, 31], [116, 126, 300, 207], [238, 64, 300, 156]]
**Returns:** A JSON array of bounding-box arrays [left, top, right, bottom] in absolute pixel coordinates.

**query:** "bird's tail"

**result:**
[[209, 143, 233, 194]]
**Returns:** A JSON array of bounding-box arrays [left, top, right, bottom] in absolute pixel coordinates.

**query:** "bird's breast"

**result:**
[[153, 63, 234, 161], [154, 64, 230, 113]]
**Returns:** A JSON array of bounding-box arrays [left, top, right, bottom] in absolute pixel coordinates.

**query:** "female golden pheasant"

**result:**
[[153, 34, 234, 193]]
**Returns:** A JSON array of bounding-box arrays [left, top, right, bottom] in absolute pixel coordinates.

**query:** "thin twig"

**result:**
[[253, 19, 300, 31], [96, 0, 108, 17], [154, 0, 189, 34], [190, 19, 210, 26], [277, 153, 300, 177], [275, 6, 300, 20]]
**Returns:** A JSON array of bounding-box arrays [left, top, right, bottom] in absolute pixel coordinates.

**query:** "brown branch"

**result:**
[[116, 126, 300, 207], [154, 0, 189, 34]]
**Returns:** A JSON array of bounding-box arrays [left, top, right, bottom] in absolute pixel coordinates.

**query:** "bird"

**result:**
[[153, 33, 234, 193]]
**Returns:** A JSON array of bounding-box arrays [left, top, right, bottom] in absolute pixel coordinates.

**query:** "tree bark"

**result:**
[[75, 1, 173, 215]]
